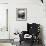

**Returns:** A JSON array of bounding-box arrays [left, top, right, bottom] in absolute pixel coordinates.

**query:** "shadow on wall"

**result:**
[[40, 25, 45, 46]]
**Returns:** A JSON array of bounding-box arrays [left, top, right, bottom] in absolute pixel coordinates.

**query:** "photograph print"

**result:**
[[16, 8, 27, 21]]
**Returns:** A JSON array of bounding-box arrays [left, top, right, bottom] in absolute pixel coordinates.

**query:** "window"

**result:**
[[0, 4, 8, 31]]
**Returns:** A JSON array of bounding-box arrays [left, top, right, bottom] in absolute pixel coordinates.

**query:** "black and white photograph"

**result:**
[[0, 0, 46, 46], [16, 8, 27, 21]]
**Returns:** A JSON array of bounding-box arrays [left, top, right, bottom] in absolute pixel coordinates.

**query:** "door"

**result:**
[[0, 3, 9, 39]]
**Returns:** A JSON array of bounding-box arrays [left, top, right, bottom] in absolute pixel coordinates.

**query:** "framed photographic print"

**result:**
[[16, 8, 27, 21]]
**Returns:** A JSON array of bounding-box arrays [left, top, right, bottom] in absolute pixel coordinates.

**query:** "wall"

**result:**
[[0, 0, 8, 3], [9, 0, 46, 45]]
